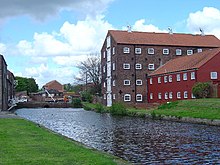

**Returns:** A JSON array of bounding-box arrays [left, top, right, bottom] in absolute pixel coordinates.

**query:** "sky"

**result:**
[[0, 0, 220, 88]]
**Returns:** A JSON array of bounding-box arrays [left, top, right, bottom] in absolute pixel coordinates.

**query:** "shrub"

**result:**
[[110, 102, 127, 116], [158, 101, 178, 109], [95, 103, 105, 113], [72, 98, 82, 108], [80, 91, 93, 103], [192, 82, 211, 98]]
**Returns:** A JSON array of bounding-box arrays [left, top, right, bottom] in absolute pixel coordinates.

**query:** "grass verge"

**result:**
[[0, 118, 128, 165]]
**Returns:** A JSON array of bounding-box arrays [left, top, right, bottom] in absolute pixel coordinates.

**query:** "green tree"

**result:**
[[15, 76, 38, 94], [192, 82, 211, 98]]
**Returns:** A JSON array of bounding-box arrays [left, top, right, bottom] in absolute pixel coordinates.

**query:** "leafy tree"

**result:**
[[15, 76, 38, 94], [74, 54, 101, 95], [192, 82, 211, 98]]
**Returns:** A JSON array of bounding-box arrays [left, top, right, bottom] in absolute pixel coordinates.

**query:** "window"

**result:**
[[163, 49, 169, 55], [148, 64, 155, 70], [124, 80, 130, 85], [165, 92, 168, 99], [135, 63, 142, 70], [103, 82, 106, 88], [112, 47, 115, 55], [150, 93, 153, 100], [123, 63, 130, 69], [124, 94, 131, 102], [112, 80, 115, 86], [169, 92, 173, 99], [183, 73, 187, 81], [148, 48, 154, 55], [112, 63, 115, 71], [135, 48, 141, 54], [169, 75, 172, 82], [210, 72, 218, 79], [164, 76, 168, 83], [177, 92, 181, 99], [136, 94, 142, 102], [149, 78, 153, 84], [158, 77, 161, 83], [136, 79, 142, 85], [176, 49, 182, 55], [187, 50, 193, 55], [197, 48, 202, 53], [177, 74, 180, 81], [106, 36, 111, 48], [191, 93, 196, 99], [191, 72, 195, 80], [158, 93, 162, 99], [113, 94, 116, 100], [123, 47, 130, 53], [103, 51, 106, 58], [103, 66, 106, 73], [184, 91, 188, 98], [104, 94, 106, 99]]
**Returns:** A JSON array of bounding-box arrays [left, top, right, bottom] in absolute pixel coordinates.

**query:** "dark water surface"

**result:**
[[16, 108, 220, 164]]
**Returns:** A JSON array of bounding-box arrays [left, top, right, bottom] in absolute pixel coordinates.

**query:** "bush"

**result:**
[[95, 103, 105, 113], [110, 102, 127, 116], [72, 98, 82, 108], [80, 91, 93, 103], [192, 82, 211, 98], [158, 101, 178, 109]]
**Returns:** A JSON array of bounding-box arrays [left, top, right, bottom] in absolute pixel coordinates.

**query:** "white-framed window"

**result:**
[[106, 36, 111, 48], [177, 92, 181, 99], [136, 79, 142, 86], [165, 92, 168, 99], [184, 91, 188, 98], [123, 63, 130, 69], [164, 76, 168, 83], [176, 49, 182, 55], [112, 62, 115, 71], [112, 80, 115, 86], [148, 48, 154, 55], [191, 72, 195, 80], [112, 47, 115, 55], [150, 93, 153, 100], [123, 47, 130, 54], [169, 75, 172, 82], [135, 48, 141, 54], [163, 49, 169, 55], [148, 64, 155, 70], [169, 92, 173, 99], [158, 93, 162, 99], [124, 80, 130, 85], [191, 93, 196, 99], [177, 74, 180, 81], [197, 48, 203, 53], [210, 72, 218, 79], [158, 77, 161, 83], [124, 94, 131, 102], [183, 73, 187, 81], [187, 50, 193, 55], [135, 63, 142, 70], [103, 66, 106, 73], [149, 78, 153, 84], [103, 51, 106, 58], [113, 94, 116, 100], [136, 94, 142, 102], [103, 82, 106, 88], [104, 94, 106, 99]]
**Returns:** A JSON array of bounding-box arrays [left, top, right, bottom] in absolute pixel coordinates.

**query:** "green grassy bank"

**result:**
[[83, 99, 220, 120], [0, 119, 127, 165]]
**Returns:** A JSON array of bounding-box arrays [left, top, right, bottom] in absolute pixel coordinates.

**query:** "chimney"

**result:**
[[127, 25, 132, 33]]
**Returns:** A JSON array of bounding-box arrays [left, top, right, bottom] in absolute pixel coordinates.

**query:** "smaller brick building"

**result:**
[[43, 80, 64, 92], [147, 48, 220, 103]]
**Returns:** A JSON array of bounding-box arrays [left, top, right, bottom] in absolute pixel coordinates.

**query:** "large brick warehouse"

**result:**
[[101, 30, 220, 107]]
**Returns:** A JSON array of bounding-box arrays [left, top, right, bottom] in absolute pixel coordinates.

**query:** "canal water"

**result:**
[[16, 108, 220, 164]]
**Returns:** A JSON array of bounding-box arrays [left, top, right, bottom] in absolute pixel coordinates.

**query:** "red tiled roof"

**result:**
[[109, 30, 220, 47], [44, 80, 61, 87], [149, 48, 220, 76]]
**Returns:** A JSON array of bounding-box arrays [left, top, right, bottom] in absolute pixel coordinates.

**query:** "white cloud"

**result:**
[[0, 43, 7, 54], [187, 7, 220, 38], [124, 19, 167, 33], [53, 55, 88, 66]]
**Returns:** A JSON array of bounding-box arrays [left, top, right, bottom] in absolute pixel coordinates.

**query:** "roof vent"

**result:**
[[127, 25, 132, 33], [199, 28, 205, 36], [168, 27, 173, 34]]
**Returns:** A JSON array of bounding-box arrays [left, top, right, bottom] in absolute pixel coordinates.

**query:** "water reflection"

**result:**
[[16, 108, 220, 164]]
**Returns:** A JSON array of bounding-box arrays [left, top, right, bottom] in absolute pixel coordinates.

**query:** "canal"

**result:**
[[16, 108, 220, 164]]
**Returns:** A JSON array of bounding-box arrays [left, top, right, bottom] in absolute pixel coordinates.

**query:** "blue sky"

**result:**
[[0, 0, 220, 87]]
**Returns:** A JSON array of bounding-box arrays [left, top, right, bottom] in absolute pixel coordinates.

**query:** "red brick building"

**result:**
[[43, 80, 64, 92], [101, 30, 220, 106], [147, 48, 220, 103]]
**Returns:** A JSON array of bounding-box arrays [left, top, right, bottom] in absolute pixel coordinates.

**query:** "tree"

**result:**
[[74, 54, 101, 95], [192, 82, 211, 98], [15, 76, 38, 94]]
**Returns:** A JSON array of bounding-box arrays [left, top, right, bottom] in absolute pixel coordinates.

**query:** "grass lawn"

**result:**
[[0, 119, 128, 165]]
